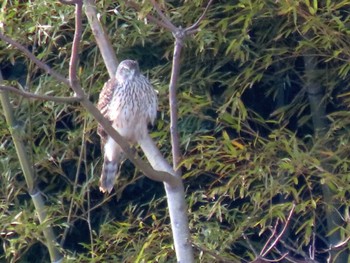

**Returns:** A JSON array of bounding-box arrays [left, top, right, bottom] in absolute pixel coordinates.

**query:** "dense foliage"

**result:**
[[1, 0, 350, 262]]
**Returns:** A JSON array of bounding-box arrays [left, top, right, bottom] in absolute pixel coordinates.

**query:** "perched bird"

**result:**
[[97, 60, 158, 193]]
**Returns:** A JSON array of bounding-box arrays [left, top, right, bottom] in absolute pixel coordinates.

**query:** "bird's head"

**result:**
[[115, 60, 140, 82]]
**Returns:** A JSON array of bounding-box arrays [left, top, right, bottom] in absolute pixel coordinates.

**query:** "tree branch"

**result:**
[[69, 0, 83, 90], [59, 0, 80, 5], [146, 0, 214, 172], [0, 85, 80, 103], [323, 235, 350, 252], [0, 33, 177, 186], [242, 232, 259, 257], [149, 0, 178, 32], [260, 203, 296, 258], [0, 32, 70, 86], [125, 0, 172, 30], [185, 0, 214, 34], [168, 38, 183, 172], [147, 0, 184, 172], [191, 242, 235, 263], [84, 0, 118, 77]]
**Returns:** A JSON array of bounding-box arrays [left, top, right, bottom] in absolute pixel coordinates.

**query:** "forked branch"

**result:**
[[147, 0, 214, 170], [243, 203, 296, 263], [125, 0, 174, 31], [260, 203, 295, 257]]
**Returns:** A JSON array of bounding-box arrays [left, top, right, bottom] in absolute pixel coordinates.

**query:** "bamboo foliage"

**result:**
[[1, 0, 350, 262], [0, 72, 62, 263]]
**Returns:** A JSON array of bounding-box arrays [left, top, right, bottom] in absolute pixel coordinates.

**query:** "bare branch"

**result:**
[[261, 203, 296, 257], [275, 244, 320, 263], [149, 0, 178, 32], [260, 220, 279, 257], [146, 14, 175, 31], [130, 0, 213, 37], [0, 33, 70, 86], [242, 232, 259, 257], [144, 1, 214, 172], [69, 0, 83, 89], [125, 0, 173, 30], [84, 0, 118, 77], [0, 85, 80, 103], [191, 242, 235, 263], [59, 0, 80, 5], [322, 235, 350, 252], [257, 253, 289, 262], [168, 39, 183, 172], [185, 0, 214, 34]]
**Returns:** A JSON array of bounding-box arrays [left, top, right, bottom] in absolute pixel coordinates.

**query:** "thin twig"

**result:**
[[146, 13, 174, 30], [0, 85, 80, 103], [260, 253, 289, 262], [260, 219, 279, 257], [60, 117, 87, 247], [149, 0, 177, 32], [185, 0, 214, 34], [310, 230, 315, 259], [261, 203, 296, 257], [125, 0, 173, 30], [59, 0, 80, 4], [191, 242, 236, 263], [242, 232, 259, 257], [86, 186, 94, 258], [0, 32, 70, 86], [125, 0, 185, 173], [322, 235, 350, 252], [275, 245, 318, 263]]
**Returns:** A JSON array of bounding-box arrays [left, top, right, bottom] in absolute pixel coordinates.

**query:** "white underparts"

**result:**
[[104, 136, 117, 161]]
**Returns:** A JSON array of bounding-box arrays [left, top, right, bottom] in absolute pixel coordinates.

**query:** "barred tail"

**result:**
[[99, 157, 119, 193], [99, 137, 124, 193]]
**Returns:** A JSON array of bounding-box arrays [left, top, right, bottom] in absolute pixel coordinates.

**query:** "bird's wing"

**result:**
[[97, 78, 118, 147], [144, 77, 158, 126], [149, 88, 158, 125]]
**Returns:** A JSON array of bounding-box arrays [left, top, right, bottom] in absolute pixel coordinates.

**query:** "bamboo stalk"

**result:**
[[0, 72, 63, 263], [304, 52, 348, 262]]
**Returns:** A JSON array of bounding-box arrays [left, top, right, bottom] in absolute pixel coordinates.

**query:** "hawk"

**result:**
[[97, 60, 158, 193]]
